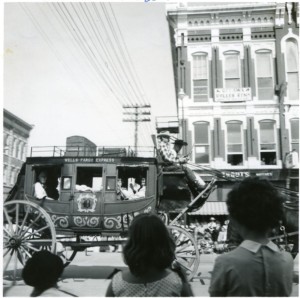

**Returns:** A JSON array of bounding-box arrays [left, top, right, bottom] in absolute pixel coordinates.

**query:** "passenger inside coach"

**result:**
[[34, 170, 59, 200], [116, 178, 146, 200]]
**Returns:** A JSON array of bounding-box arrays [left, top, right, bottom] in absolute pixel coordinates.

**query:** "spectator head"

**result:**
[[22, 251, 64, 292], [38, 171, 47, 184], [123, 213, 175, 276], [226, 177, 284, 234]]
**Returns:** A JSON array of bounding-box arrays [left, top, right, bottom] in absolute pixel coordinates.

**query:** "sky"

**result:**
[[3, 1, 177, 150]]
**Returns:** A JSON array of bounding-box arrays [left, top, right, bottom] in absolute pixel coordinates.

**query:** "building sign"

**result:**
[[220, 170, 282, 180], [214, 88, 252, 102]]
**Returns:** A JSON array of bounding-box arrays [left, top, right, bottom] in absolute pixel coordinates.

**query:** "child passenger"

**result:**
[[209, 177, 294, 297], [105, 213, 193, 297]]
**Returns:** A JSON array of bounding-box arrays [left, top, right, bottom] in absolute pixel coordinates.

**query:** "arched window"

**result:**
[[192, 52, 209, 102], [193, 121, 210, 163], [18, 142, 24, 160], [224, 51, 241, 88], [255, 50, 274, 100], [286, 39, 299, 100], [226, 121, 243, 165], [10, 168, 16, 185], [259, 120, 277, 165], [21, 144, 27, 161], [290, 118, 299, 153], [12, 138, 18, 158], [3, 134, 9, 155]]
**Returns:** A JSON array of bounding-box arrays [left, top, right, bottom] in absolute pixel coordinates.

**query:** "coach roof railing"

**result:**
[[29, 146, 157, 158]]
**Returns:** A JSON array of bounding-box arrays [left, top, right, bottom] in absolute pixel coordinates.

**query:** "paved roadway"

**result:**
[[3, 250, 299, 297]]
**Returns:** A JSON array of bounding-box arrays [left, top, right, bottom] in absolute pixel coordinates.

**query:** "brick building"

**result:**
[[3, 109, 33, 198], [166, 2, 299, 216]]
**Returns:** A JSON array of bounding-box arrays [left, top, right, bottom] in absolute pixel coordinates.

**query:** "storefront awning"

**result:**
[[188, 201, 228, 215]]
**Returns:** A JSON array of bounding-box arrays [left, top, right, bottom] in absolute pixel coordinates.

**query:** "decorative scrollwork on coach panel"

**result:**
[[103, 206, 152, 230], [122, 214, 134, 228], [74, 216, 99, 227], [103, 216, 122, 229], [51, 215, 69, 228]]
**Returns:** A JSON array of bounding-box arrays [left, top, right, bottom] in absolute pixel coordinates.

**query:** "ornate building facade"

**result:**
[[166, 2, 299, 207], [3, 109, 33, 198]]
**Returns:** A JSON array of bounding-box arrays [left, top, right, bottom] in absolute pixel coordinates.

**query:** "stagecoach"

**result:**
[[3, 144, 216, 283]]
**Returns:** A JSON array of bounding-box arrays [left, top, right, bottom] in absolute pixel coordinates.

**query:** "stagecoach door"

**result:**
[[71, 165, 104, 228]]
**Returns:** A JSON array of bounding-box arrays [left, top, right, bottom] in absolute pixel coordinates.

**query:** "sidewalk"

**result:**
[[3, 253, 299, 297]]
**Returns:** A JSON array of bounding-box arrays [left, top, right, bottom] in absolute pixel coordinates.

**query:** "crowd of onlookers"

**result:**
[[193, 218, 230, 254], [177, 217, 230, 254]]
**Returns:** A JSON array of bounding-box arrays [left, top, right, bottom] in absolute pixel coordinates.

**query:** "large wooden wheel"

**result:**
[[3, 200, 56, 283], [168, 225, 200, 281]]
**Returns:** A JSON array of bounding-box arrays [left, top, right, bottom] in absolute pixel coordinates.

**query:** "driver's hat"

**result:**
[[157, 131, 171, 139], [173, 139, 188, 146]]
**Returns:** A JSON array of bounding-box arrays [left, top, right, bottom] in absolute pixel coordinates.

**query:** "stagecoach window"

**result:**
[[76, 167, 103, 191], [106, 177, 116, 191], [33, 166, 61, 200], [62, 177, 71, 190], [117, 166, 147, 188]]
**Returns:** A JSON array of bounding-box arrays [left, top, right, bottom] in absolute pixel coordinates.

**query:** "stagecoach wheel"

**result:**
[[168, 225, 200, 281], [3, 200, 56, 284]]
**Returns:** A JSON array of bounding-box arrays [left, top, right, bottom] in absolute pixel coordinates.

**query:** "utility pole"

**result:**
[[123, 104, 151, 154]]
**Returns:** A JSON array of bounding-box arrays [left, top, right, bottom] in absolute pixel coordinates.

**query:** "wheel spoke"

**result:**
[[3, 234, 10, 240], [4, 225, 13, 238], [19, 213, 42, 238], [24, 243, 40, 252], [20, 245, 33, 259], [15, 203, 19, 235], [3, 208, 14, 234], [13, 250, 18, 281], [23, 224, 51, 240], [19, 203, 31, 235], [176, 242, 191, 253], [4, 247, 12, 258], [175, 258, 192, 272], [17, 247, 30, 265], [175, 253, 197, 259], [3, 250, 14, 273]]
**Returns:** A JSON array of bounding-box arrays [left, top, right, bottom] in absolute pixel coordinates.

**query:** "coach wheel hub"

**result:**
[[8, 236, 22, 249]]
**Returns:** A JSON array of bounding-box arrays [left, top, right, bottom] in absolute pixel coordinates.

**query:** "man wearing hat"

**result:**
[[157, 131, 206, 195]]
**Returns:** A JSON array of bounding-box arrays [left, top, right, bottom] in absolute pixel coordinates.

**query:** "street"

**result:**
[[3, 250, 299, 297]]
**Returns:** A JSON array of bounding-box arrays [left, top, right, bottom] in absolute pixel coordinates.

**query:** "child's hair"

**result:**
[[22, 250, 64, 291], [226, 177, 284, 233], [123, 213, 175, 276]]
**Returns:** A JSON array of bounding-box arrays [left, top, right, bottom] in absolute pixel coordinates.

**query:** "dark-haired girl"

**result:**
[[105, 213, 193, 297]]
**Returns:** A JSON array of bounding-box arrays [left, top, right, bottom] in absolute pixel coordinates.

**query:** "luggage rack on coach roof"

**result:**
[[29, 145, 157, 158]]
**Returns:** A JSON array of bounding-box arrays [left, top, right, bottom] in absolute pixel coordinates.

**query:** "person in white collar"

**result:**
[[34, 171, 54, 200], [209, 177, 293, 297]]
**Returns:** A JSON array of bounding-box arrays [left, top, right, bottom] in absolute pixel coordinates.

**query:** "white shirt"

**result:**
[[34, 182, 47, 199], [134, 186, 146, 198]]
